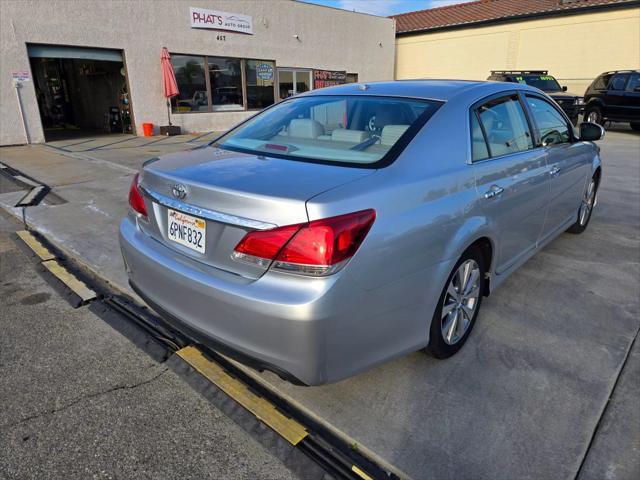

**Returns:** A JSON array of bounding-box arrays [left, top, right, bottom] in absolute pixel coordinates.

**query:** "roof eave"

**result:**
[[395, 0, 640, 36]]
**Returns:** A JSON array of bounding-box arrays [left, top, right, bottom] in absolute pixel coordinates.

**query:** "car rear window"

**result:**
[[213, 95, 442, 167]]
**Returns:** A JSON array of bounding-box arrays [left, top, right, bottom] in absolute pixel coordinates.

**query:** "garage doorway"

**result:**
[[28, 45, 134, 142]]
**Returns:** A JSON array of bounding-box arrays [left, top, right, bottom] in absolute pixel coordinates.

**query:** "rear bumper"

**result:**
[[129, 281, 309, 385], [120, 216, 352, 385]]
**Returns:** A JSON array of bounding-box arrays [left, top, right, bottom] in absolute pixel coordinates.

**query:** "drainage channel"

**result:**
[[0, 162, 51, 208], [13, 227, 403, 480]]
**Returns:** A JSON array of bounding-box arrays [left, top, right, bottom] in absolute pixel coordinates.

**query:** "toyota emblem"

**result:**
[[172, 184, 188, 199]]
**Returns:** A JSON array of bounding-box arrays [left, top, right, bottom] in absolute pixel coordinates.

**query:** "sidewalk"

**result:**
[[0, 133, 220, 293], [1, 131, 639, 479]]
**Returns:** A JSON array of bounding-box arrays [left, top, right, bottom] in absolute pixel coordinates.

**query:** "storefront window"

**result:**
[[170, 53, 283, 113], [277, 68, 312, 100], [278, 70, 294, 99], [246, 60, 275, 109], [208, 57, 243, 111], [296, 71, 311, 95], [171, 55, 208, 113]]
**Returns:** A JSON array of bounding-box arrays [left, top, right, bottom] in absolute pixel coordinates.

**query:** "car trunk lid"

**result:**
[[138, 146, 374, 279]]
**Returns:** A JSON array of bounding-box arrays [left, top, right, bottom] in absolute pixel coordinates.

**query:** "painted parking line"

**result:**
[[41, 259, 97, 304], [185, 131, 216, 144], [84, 135, 140, 151], [177, 345, 308, 445], [353, 465, 375, 480], [57, 138, 98, 149], [15, 230, 97, 307], [16, 230, 55, 261]]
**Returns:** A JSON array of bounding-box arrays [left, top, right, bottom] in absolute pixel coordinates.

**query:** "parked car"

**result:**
[[488, 70, 584, 125], [120, 80, 604, 385], [583, 70, 640, 131]]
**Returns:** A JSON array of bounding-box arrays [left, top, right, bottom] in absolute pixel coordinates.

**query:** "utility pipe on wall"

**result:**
[[13, 80, 30, 145]]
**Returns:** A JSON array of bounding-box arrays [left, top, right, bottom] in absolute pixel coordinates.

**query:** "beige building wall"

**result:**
[[395, 6, 640, 95], [0, 0, 395, 145]]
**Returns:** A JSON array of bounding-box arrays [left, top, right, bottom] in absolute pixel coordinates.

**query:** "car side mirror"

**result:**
[[579, 122, 605, 142], [562, 86, 568, 92]]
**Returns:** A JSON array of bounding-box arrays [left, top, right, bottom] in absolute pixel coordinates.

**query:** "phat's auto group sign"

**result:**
[[190, 7, 253, 35]]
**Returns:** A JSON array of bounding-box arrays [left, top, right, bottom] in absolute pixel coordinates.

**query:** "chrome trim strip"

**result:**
[[140, 187, 276, 231]]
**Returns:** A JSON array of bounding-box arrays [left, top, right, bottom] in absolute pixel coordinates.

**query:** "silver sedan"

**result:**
[[120, 80, 603, 385]]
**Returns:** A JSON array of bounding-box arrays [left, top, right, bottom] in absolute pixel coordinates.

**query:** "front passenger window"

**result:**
[[476, 96, 533, 157], [525, 96, 570, 146]]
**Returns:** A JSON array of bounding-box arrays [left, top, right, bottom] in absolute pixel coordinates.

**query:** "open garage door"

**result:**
[[28, 45, 133, 142]]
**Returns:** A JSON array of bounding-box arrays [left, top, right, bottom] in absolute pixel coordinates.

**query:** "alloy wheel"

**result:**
[[587, 111, 600, 124], [579, 179, 596, 226], [441, 259, 481, 345]]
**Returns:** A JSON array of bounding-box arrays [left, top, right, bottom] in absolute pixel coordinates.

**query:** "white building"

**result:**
[[0, 0, 395, 145]]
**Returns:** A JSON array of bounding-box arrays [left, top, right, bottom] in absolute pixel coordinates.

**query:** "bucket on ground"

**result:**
[[142, 123, 154, 136]]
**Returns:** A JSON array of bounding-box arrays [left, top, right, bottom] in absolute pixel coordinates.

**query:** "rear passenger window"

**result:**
[[475, 96, 533, 158], [626, 73, 640, 92], [525, 96, 570, 146], [471, 113, 489, 161], [593, 74, 612, 90], [610, 73, 629, 91]]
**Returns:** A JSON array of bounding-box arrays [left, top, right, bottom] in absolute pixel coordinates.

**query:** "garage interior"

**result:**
[[28, 45, 133, 142]]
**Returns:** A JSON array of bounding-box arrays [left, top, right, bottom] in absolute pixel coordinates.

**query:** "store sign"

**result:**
[[313, 70, 347, 89], [11, 70, 30, 82], [256, 63, 274, 81], [190, 7, 253, 35]]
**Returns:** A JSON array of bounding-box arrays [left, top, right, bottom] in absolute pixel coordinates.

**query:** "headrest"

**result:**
[[331, 129, 370, 143], [288, 119, 324, 139], [380, 125, 409, 146]]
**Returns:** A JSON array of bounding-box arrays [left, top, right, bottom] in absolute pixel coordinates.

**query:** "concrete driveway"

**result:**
[[1, 130, 638, 479]]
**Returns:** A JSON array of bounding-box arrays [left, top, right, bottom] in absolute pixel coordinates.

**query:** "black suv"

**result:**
[[488, 70, 583, 125], [584, 70, 640, 131]]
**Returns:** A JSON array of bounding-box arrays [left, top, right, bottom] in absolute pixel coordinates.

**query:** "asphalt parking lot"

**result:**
[[0, 129, 638, 479], [0, 212, 297, 479]]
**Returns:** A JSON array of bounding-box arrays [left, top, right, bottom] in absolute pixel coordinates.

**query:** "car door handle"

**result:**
[[484, 185, 504, 199], [549, 166, 561, 176]]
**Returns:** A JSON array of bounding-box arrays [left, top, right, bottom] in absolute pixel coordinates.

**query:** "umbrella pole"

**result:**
[[166, 100, 172, 126]]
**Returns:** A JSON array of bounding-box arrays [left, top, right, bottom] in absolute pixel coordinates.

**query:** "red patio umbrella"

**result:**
[[161, 47, 179, 126]]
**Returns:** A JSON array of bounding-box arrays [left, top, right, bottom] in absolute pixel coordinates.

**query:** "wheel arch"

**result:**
[[446, 218, 497, 297]]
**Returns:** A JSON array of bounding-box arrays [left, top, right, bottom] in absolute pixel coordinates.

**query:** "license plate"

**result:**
[[167, 209, 206, 254]]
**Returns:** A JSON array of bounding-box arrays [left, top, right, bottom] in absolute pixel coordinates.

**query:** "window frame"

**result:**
[[468, 91, 538, 164], [170, 52, 278, 114], [521, 92, 577, 147]]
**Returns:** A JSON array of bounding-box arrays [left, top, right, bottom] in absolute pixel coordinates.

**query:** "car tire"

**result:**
[[630, 122, 640, 132], [426, 245, 486, 359], [585, 106, 603, 126], [567, 174, 599, 234]]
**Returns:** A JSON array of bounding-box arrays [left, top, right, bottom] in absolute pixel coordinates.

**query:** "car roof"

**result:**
[[302, 79, 537, 102], [601, 70, 640, 74]]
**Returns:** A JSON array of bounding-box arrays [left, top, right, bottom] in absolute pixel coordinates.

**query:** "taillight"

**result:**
[[231, 209, 376, 276], [128, 173, 147, 218]]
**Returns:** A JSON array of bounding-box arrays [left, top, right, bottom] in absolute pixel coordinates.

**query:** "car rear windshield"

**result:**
[[515, 75, 562, 92], [213, 95, 442, 167]]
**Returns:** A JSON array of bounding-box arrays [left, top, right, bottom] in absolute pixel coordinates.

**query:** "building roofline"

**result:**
[[292, 0, 395, 21], [394, 0, 640, 36]]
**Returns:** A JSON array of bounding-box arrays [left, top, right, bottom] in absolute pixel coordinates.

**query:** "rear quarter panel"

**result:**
[[305, 98, 493, 375]]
